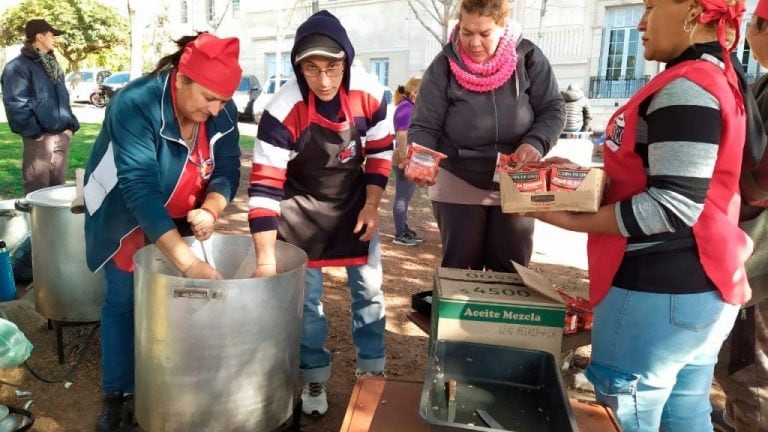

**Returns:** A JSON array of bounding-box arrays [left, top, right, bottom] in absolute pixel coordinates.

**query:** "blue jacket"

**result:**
[[0, 48, 79, 138], [83, 70, 241, 272]]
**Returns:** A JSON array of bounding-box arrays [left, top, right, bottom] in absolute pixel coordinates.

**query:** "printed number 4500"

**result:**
[[460, 287, 530, 297]]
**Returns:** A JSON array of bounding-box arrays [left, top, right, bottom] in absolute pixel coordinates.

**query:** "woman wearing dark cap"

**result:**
[[250, 10, 392, 417], [83, 33, 242, 431], [530, 0, 758, 429]]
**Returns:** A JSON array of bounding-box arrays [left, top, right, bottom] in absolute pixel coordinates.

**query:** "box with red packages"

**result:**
[[500, 158, 606, 213]]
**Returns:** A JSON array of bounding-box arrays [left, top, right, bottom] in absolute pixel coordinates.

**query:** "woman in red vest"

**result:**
[[530, 0, 757, 429]]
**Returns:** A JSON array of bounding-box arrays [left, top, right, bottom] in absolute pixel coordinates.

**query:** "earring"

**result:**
[[683, 19, 693, 32]]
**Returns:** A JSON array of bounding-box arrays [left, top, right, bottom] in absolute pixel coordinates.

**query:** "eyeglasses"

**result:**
[[302, 63, 344, 78]]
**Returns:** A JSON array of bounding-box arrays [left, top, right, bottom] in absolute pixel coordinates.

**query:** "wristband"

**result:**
[[364, 202, 377, 207], [200, 206, 217, 223], [257, 263, 276, 266]]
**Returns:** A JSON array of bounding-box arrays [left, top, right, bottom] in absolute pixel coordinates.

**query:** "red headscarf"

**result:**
[[697, 0, 746, 111], [755, 0, 768, 20], [178, 33, 242, 98]]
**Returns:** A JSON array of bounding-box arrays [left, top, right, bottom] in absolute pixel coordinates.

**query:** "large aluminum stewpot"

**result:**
[[133, 235, 307, 432], [17, 185, 105, 322]]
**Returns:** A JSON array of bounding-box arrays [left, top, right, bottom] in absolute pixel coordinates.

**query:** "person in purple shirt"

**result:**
[[391, 77, 422, 246]]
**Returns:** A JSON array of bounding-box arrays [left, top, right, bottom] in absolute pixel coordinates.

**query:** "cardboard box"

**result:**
[[500, 167, 606, 213], [430, 262, 565, 358]]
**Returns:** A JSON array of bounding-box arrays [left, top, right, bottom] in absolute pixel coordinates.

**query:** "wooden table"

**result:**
[[341, 378, 621, 431]]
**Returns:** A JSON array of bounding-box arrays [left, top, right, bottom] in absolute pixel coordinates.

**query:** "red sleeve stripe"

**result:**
[[365, 136, 393, 151], [365, 158, 392, 176], [248, 208, 279, 219], [250, 163, 287, 181]]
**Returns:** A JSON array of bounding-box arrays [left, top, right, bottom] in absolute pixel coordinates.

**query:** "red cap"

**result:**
[[756, 0, 768, 20], [178, 33, 242, 98]]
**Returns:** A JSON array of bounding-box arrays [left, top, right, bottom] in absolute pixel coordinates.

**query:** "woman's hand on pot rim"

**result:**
[[251, 262, 278, 278]]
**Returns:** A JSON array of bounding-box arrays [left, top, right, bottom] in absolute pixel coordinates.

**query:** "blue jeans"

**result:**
[[586, 287, 739, 432], [101, 260, 135, 393], [392, 166, 416, 236], [300, 234, 386, 383]]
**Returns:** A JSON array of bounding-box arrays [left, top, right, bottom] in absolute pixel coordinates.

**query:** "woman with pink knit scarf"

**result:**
[[407, 0, 564, 273]]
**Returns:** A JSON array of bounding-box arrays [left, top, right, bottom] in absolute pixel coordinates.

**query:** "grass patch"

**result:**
[[0, 123, 255, 199]]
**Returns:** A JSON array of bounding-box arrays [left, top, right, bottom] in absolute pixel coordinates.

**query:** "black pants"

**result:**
[[431, 201, 534, 273]]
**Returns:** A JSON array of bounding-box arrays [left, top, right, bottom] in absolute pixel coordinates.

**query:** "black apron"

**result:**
[[278, 91, 370, 264]]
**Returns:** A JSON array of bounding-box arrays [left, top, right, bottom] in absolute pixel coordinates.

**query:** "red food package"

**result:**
[[564, 312, 579, 335], [557, 289, 593, 333], [550, 166, 591, 191], [495, 153, 520, 174], [507, 166, 549, 192], [405, 144, 447, 182]]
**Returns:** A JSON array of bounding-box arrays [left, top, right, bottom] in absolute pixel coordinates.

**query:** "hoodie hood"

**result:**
[[562, 86, 585, 102], [291, 10, 355, 102]]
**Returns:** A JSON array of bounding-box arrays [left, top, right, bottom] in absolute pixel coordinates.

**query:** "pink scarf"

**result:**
[[447, 25, 517, 93]]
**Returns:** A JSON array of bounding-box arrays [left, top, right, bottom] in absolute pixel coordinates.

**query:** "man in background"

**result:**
[[1, 19, 79, 281]]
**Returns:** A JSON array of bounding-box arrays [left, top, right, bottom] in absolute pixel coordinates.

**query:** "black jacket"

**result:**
[[409, 38, 564, 190], [1, 48, 79, 139]]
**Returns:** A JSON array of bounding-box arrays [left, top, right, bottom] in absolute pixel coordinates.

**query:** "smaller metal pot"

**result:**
[[16, 185, 105, 322], [0, 200, 29, 253]]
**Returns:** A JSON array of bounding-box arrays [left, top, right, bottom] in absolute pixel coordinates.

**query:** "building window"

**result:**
[[206, 0, 215, 22], [594, 6, 646, 98], [180, 0, 188, 24], [371, 58, 389, 87], [232, 0, 240, 18], [265, 53, 294, 91], [736, 14, 763, 82]]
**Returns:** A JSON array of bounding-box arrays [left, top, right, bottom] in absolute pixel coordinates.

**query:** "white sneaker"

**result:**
[[301, 382, 328, 417]]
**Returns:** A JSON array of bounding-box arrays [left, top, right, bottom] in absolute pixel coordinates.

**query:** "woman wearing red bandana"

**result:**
[[529, 0, 760, 429], [83, 33, 242, 431], [407, 0, 564, 273]]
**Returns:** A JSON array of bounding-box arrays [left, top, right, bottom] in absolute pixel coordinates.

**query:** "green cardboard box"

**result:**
[[430, 261, 566, 358]]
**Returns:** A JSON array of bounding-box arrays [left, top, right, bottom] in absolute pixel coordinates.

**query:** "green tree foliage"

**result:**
[[0, 0, 128, 75]]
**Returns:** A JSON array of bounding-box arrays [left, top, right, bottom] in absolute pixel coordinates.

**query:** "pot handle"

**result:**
[[173, 287, 222, 300], [14, 199, 30, 213]]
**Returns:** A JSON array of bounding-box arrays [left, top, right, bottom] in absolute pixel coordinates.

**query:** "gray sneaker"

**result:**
[[405, 229, 424, 242], [393, 233, 417, 246], [301, 382, 328, 417]]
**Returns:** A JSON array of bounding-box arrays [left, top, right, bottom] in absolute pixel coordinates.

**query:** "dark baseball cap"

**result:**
[[25, 19, 65, 41], [294, 34, 345, 64]]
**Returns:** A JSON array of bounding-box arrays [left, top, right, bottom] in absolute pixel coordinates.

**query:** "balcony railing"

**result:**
[[589, 73, 765, 99], [589, 76, 650, 99]]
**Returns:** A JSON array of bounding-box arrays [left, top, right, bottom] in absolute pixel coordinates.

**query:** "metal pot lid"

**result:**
[[25, 185, 76, 208]]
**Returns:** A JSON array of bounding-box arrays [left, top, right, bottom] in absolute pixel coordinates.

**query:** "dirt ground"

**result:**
[[0, 147, 722, 431]]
